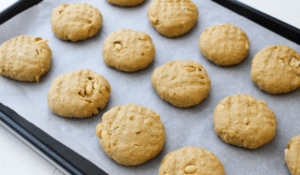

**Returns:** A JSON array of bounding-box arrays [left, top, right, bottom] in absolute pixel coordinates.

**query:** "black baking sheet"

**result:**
[[0, 0, 299, 175]]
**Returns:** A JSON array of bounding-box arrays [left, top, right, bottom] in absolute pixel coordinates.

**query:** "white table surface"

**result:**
[[0, 0, 299, 175], [0, 121, 66, 175], [238, 0, 300, 29]]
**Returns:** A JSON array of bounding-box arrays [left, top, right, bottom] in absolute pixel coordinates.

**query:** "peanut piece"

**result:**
[[245, 41, 250, 50], [93, 81, 99, 89], [144, 119, 153, 126], [79, 89, 85, 96], [34, 38, 49, 45], [185, 66, 196, 72], [184, 165, 197, 174], [149, 16, 159, 25], [102, 130, 110, 148], [115, 43, 123, 51], [216, 104, 225, 111], [290, 57, 300, 68], [96, 123, 103, 138], [86, 82, 93, 95]]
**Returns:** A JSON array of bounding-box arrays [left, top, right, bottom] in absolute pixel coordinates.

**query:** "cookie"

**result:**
[[102, 29, 155, 72], [159, 147, 225, 175], [51, 3, 103, 42], [250, 45, 300, 94], [96, 104, 165, 166], [0, 36, 52, 82], [47, 69, 111, 118], [106, 0, 145, 7], [147, 0, 198, 37], [285, 134, 300, 175], [213, 94, 277, 149], [199, 23, 250, 66], [151, 60, 211, 108]]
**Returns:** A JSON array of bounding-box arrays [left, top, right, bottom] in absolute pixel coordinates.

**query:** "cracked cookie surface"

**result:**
[[199, 23, 250, 66], [47, 69, 111, 118], [159, 147, 225, 175], [250, 45, 300, 94], [151, 60, 211, 108], [96, 104, 165, 166], [147, 0, 198, 37], [213, 94, 277, 149], [102, 29, 155, 72], [0, 36, 52, 82], [285, 134, 300, 175], [106, 0, 145, 7], [51, 3, 102, 41]]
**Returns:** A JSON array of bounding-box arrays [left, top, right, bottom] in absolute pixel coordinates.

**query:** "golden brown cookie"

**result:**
[[96, 104, 165, 166], [213, 94, 277, 149], [51, 3, 103, 42], [159, 147, 225, 175], [47, 69, 111, 118], [147, 0, 198, 37], [250, 45, 300, 94], [199, 23, 250, 66], [285, 134, 300, 175], [102, 29, 155, 72], [106, 0, 145, 7], [0, 36, 52, 82], [151, 60, 211, 108]]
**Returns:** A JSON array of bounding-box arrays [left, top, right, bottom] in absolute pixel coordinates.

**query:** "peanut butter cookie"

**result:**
[[51, 3, 102, 41], [47, 69, 111, 118], [151, 60, 211, 108], [96, 104, 165, 166], [213, 94, 277, 149], [102, 29, 155, 72], [199, 23, 250, 66], [147, 0, 198, 37], [106, 0, 145, 7], [159, 147, 225, 175], [250, 45, 300, 94], [0, 36, 52, 82], [285, 134, 300, 175]]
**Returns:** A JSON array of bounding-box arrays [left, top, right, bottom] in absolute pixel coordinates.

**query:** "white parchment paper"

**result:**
[[1, 0, 300, 174]]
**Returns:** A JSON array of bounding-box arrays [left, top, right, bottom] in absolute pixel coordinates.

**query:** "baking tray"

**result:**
[[0, 0, 299, 175]]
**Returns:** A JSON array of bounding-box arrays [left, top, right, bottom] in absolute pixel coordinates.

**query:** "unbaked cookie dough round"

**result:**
[[0, 36, 52, 82], [159, 147, 225, 175], [106, 0, 145, 7], [51, 3, 103, 41], [199, 23, 250, 66], [47, 69, 111, 118], [250, 45, 300, 94], [151, 60, 211, 108], [285, 134, 300, 175], [147, 0, 198, 37], [213, 94, 277, 149], [102, 28, 155, 72], [96, 104, 165, 166]]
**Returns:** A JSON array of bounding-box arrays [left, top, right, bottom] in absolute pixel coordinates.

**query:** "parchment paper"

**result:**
[[1, 0, 300, 174]]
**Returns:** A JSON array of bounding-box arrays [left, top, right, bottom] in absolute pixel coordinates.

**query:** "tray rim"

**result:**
[[212, 0, 300, 45]]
